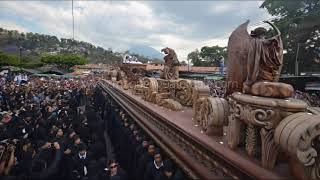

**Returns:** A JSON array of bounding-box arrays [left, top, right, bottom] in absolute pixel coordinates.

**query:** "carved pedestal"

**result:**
[[227, 92, 308, 169]]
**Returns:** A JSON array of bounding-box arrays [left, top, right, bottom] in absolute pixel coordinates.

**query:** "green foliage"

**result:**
[[199, 46, 227, 66], [0, 51, 21, 66], [187, 49, 204, 66], [261, 0, 320, 74], [0, 28, 123, 64], [180, 61, 187, 66], [0, 51, 44, 68], [41, 54, 87, 68], [187, 45, 227, 67]]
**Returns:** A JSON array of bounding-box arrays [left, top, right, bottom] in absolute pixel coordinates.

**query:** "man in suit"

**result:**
[[70, 143, 91, 179], [144, 149, 164, 180]]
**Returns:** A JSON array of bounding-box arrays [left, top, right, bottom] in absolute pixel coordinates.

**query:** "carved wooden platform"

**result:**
[[97, 80, 291, 180]]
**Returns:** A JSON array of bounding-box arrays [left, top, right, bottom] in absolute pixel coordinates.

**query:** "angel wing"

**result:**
[[225, 20, 251, 96]]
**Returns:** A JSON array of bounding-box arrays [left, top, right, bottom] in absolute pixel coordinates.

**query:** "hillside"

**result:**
[[0, 28, 160, 65]]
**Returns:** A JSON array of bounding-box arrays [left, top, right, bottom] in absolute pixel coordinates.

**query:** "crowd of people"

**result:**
[[0, 72, 121, 180], [0, 70, 188, 180], [294, 90, 320, 107], [97, 91, 185, 180], [204, 79, 225, 98]]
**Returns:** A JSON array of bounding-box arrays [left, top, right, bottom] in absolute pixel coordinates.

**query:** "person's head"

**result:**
[[147, 143, 156, 155], [73, 135, 81, 145], [56, 128, 63, 138], [39, 141, 51, 150], [154, 149, 162, 165], [133, 129, 138, 136], [129, 124, 135, 130], [251, 27, 267, 39], [135, 133, 142, 142], [21, 139, 31, 151], [78, 143, 87, 156], [68, 129, 76, 139], [108, 159, 118, 175], [47, 106, 53, 113], [142, 139, 148, 148], [1, 112, 12, 123]]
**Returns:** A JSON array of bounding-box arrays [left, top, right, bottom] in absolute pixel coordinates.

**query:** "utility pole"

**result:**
[[72, 0, 74, 40], [19, 46, 22, 61], [295, 43, 300, 76]]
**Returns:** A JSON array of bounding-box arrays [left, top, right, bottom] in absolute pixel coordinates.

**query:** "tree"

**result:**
[[180, 61, 187, 66], [187, 49, 204, 66], [0, 52, 21, 66], [41, 54, 87, 69], [261, 0, 320, 74], [199, 46, 227, 66]]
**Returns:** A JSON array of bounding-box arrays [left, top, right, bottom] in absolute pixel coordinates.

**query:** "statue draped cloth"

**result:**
[[226, 20, 286, 97], [245, 36, 283, 88]]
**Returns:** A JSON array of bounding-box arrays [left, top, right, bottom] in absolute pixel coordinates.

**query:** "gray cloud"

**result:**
[[0, 1, 271, 60]]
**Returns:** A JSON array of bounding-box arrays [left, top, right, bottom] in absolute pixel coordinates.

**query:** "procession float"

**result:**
[[96, 21, 320, 180]]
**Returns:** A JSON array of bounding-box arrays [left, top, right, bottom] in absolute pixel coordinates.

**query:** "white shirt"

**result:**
[[78, 152, 87, 175], [153, 160, 163, 170], [78, 152, 87, 160]]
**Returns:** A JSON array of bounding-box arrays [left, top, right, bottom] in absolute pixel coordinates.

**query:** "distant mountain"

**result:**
[[129, 45, 164, 61]]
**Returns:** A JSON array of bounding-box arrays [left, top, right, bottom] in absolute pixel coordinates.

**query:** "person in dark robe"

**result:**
[[144, 149, 164, 180], [28, 142, 62, 180], [136, 142, 156, 180], [70, 143, 91, 179], [105, 159, 127, 180]]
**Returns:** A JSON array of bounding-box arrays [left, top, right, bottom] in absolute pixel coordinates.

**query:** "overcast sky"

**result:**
[[0, 1, 272, 61]]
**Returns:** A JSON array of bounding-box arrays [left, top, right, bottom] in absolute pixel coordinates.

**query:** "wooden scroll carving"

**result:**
[[110, 69, 118, 82], [275, 112, 320, 180], [192, 81, 210, 125], [142, 78, 158, 102], [176, 79, 193, 106], [160, 99, 183, 111], [197, 97, 229, 136]]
